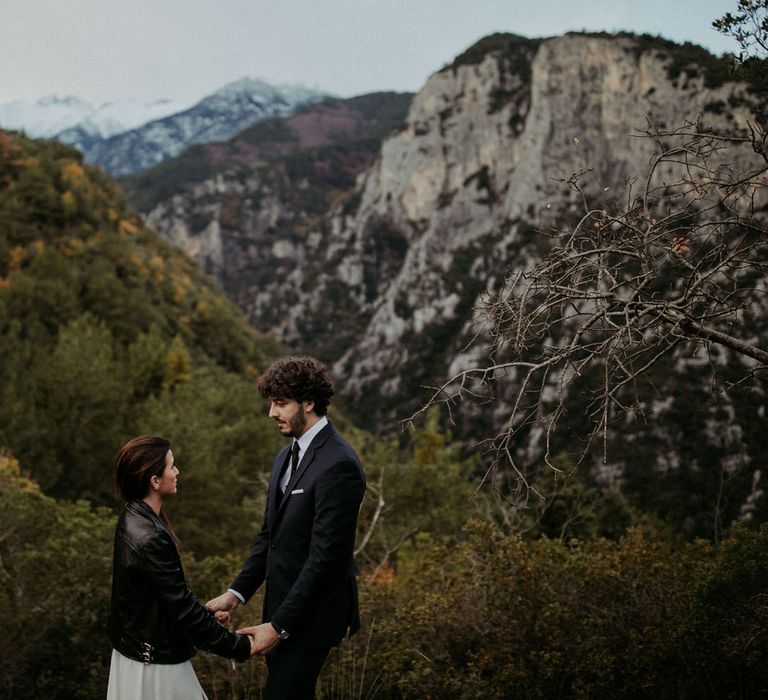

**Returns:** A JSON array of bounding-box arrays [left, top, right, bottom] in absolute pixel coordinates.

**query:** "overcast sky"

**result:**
[[2, 0, 741, 106]]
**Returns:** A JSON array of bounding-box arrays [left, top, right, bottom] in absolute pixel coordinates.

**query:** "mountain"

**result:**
[[0, 78, 326, 177], [122, 91, 414, 280], [138, 33, 766, 425], [0, 94, 190, 142], [53, 98, 194, 152], [132, 32, 768, 536], [84, 78, 327, 176], [0, 95, 93, 137]]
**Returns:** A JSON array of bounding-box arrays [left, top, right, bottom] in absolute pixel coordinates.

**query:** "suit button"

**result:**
[[270, 544, 276, 550]]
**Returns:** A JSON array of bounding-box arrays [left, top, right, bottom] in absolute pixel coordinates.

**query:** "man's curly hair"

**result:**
[[257, 356, 335, 415]]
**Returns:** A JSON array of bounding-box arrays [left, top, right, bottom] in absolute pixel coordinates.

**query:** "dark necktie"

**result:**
[[291, 440, 300, 475]]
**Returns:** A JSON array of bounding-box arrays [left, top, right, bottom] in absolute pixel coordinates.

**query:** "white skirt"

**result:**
[[106, 649, 208, 700]]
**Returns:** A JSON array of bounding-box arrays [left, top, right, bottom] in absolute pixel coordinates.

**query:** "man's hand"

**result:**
[[236, 622, 280, 656], [206, 590, 240, 624]]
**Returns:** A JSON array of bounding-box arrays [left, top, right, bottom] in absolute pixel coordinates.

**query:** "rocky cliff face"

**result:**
[[137, 33, 762, 433], [130, 31, 768, 536], [327, 34, 762, 429], [129, 92, 412, 323]]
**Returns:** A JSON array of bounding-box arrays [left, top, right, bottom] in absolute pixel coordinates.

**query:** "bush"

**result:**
[[339, 521, 768, 699]]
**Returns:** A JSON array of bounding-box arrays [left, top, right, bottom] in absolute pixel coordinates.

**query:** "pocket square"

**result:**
[[290, 488, 304, 495]]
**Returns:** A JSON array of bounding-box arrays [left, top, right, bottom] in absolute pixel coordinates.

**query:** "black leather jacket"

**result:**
[[108, 500, 250, 664]]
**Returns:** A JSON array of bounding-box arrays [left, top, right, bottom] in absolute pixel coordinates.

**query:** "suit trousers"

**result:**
[[265, 644, 330, 699]]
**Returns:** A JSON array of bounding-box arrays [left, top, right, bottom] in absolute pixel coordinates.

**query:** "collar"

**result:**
[[294, 415, 328, 457]]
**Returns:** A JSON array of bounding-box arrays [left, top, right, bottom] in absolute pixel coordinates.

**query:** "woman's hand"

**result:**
[[206, 590, 240, 624], [245, 632, 261, 656]]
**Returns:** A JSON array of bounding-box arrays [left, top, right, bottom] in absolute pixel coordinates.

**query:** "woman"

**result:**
[[107, 436, 253, 699]]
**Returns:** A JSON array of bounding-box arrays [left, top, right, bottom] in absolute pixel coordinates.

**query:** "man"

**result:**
[[207, 356, 366, 699]]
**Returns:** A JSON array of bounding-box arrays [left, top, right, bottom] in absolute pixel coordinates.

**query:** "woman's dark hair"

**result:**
[[116, 435, 171, 501], [115, 435, 179, 546], [257, 356, 335, 415]]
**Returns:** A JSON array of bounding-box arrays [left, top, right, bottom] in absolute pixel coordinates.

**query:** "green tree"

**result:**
[[352, 415, 479, 580], [0, 453, 114, 699], [35, 315, 127, 500]]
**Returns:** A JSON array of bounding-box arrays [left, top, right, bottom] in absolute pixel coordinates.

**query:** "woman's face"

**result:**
[[153, 449, 179, 497]]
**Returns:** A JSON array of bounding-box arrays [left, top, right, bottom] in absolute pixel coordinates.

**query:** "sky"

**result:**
[[1, 0, 743, 107]]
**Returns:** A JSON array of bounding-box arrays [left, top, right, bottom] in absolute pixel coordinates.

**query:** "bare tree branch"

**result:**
[[408, 118, 768, 499]]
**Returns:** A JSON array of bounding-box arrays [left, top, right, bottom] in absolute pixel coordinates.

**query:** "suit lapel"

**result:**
[[273, 422, 334, 521], [268, 445, 291, 528]]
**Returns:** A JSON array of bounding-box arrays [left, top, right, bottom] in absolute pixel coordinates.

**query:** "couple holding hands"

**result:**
[[107, 357, 366, 700]]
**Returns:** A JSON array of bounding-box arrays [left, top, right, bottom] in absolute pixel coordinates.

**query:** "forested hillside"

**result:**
[[0, 131, 286, 520]]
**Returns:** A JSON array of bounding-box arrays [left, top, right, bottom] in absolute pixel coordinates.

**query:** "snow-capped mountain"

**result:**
[[84, 78, 327, 176], [0, 95, 190, 142], [0, 78, 326, 176], [0, 96, 93, 138], [55, 99, 194, 152]]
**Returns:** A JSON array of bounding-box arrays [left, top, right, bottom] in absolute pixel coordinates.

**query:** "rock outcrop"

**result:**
[[137, 33, 764, 435]]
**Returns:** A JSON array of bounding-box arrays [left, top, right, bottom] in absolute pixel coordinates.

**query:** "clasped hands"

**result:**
[[206, 591, 280, 656]]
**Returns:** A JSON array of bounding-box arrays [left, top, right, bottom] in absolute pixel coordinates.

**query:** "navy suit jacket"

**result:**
[[231, 420, 366, 649]]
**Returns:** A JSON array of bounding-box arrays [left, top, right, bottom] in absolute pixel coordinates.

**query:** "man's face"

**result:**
[[268, 398, 308, 438]]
